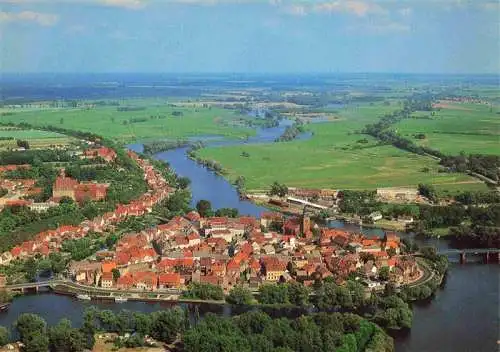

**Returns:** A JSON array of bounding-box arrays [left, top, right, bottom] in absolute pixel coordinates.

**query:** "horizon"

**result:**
[[1, 0, 499, 74], [2, 71, 499, 77]]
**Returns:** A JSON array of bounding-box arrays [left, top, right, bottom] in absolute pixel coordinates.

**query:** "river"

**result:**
[[1, 121, 498, 351]]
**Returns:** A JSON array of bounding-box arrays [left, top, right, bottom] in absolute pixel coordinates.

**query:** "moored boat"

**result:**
[[76, 294, 91, 300]]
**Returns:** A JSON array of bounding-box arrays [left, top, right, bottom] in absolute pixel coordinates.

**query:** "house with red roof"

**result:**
[[102, 261, 117, 273], [260, 212, 283, 229], [226, 259, 240, 276], [187, 232, 200, 246], [101, 272, 114, 288], [52, 171, 108, 203], [10, 246, 22, 258], [116, 273, 134, 289], [211, 229, 233, 242], [83, 147, 117, 162], [185, 211, 201, 223], [0, 164, 31, 173], [158, 273, 181, 289], [134, 271, 158, 291]]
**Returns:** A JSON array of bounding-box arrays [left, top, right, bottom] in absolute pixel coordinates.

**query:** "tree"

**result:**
[[234, 311, 272, 335], [16, 139, 30, 150], [177, 176, 191, 189], [418, 183, 437, 203], [81, 308, 97, 349], [315, 281, 339, 310], [24, 333, 50, 352], [196, 199, 213, 218], [287, 281, 310, 306], [48, 319, 86, 352], [14, 314, 48, 352], [150, 308, 186, 343], [37, 259, 53, 276], [0, 326, 9, 346], [112, 268, 121, 280], [14, 313, 47, 340], [378, 267, 390, 281], [269, 182, 288, 198], [182, 283, 224, 301], [346, 280, 365, 308], [24, 257, 38, 282], [258, 284, 289, 305], [49, 252, 67, 274], [132, 312, 152, 336], [214, 208, 239, 218], [226, 285, 253, 305]]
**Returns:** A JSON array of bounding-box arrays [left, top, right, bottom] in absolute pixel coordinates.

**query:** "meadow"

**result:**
[[0, 99, 254, 143], [0, 128, 74, 150], [197, 103, 485, 191], [394, 102, 499, 155]]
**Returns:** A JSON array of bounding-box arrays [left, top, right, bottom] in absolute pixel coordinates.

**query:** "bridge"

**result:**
[[3, 280, 63, 292], [3, 279, 184, 298], [286, 196, 328, 210], [437, 248, 500, 264]]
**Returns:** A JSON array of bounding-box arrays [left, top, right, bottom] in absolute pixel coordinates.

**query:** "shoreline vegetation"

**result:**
[[195, 95, 497, 192], [143, 140, 206, 155], [0, 307, 395, 352]]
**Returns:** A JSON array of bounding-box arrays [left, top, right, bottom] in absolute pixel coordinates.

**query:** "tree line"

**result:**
[[0, 307, 394, 352], [361, 95, 499, 182], [275, 121, 306, 142]]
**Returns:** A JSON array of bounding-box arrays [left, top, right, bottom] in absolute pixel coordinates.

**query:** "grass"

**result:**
[[394, 102, 500, 155], [0, 99, 254, 143], [434, 182, 490, 196], [0, 128, 74, 150], [197, 103, 485, 191]]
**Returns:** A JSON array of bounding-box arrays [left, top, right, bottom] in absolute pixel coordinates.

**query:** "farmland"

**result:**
[[0, 99, 254, 143], [394, 102, 500, 155], [0, 128, 74, 150], [196, 107, 485, 191]]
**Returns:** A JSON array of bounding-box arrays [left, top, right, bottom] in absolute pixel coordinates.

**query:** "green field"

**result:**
[[0, 128, 74, 150], [197, 109, 486, 191], [394, 102, 500, 155], [0, 99, 254, 143]]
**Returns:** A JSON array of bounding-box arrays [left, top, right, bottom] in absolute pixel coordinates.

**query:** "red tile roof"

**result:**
[[158, 273, 181, 286]]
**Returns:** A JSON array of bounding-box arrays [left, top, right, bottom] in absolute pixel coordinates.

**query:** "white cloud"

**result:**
[[283, 1, 389, 17], [284, 4, 307, 16], [316, 1, 388, 17], [97, 0, 146, 9], [0, 0, 148, 8], [0, 10, 58, 26]]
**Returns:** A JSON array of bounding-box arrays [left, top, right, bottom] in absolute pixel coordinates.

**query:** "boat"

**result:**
[[0, 303, 10, 312], [114, 296, 128, 303], [76, 294, 91, 300]]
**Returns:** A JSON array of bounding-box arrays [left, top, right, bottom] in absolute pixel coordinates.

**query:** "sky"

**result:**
[[0, 0, 499, 74]]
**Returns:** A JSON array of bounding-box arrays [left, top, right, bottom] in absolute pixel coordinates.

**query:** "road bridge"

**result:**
[[437, 248, 500, 264]]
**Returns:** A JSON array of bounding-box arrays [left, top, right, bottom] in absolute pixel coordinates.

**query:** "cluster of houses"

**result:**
[[67, 209, 421, 293], [51, 170, 109, 204], [0, 149, 174, 265], [0, 178, 45, 210], [82, 147, 117, 163]]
